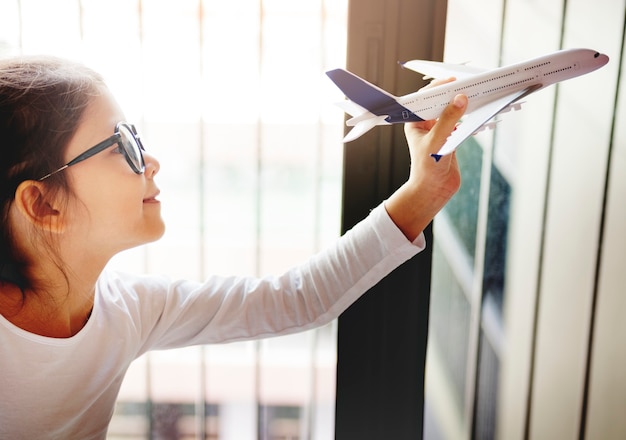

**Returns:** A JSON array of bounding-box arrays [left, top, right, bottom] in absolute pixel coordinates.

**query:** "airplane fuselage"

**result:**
[[391, 48, 608, 123], [327, 48, 608, 147]]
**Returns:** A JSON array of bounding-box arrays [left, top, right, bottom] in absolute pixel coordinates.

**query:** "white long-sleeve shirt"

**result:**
[[0, 204, 425, 439]]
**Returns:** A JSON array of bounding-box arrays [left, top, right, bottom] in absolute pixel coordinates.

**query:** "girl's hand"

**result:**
[[384, 81, 467, 241]]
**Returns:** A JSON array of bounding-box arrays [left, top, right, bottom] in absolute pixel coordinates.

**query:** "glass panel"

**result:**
[[0, 0, 20, 56], [430, 243, 472, 414], [483, 163, 511, 314], [19, 0, 81, 56], [441, 137, 484, 264], [258, 405, 302, 440], [473, 331, 500, 440], [427, 136, 484, 439]]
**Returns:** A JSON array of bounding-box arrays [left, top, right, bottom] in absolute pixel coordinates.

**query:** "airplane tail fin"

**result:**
[[326, 69, 398, 115], [327, 69, 400, 141]]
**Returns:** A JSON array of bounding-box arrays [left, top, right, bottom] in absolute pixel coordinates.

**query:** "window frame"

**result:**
[[334, 1, 448, 438]]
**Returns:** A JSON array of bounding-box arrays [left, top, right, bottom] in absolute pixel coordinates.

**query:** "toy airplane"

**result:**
[[326, 48, 609, 160]]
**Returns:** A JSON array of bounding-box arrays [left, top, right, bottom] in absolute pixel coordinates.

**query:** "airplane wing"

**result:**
[[400, 60, 487, 80], [432, 86, 539, 160]]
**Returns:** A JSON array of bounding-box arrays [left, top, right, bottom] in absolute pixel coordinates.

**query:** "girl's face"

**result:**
[[60, 88, 165, 259]]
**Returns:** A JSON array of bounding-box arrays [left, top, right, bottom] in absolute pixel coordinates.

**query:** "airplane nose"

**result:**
[[592, 52, 610, 67]]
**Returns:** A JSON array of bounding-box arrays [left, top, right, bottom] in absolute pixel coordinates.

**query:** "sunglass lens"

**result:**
[[118, 125, 145, 173]]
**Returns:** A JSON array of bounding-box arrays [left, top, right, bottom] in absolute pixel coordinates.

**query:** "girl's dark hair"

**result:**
[[0, 56, 105, 290]]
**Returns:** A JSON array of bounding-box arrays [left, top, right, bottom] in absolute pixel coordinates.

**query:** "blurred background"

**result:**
[[1, 1, 624, 439], [1, 1, 347, 438]]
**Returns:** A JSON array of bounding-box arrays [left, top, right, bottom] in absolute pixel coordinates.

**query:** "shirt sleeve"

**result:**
[[106, 203, 426, 354]]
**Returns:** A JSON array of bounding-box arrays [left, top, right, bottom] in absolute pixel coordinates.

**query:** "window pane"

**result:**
[[473, 331, 500, 440], [441, 137, 484, 264], [483, 164, 511, 314], [430, 243, 472, 416], [3, 0, 347, 438]]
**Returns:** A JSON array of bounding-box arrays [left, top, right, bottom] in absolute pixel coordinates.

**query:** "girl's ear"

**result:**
[[13, 181, 65, 233]]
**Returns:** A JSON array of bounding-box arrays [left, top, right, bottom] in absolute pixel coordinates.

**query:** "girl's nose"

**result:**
[[143, 152, 160, 177]]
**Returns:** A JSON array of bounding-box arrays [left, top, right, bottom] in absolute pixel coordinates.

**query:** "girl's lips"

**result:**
[[143, 190, 160, 203]]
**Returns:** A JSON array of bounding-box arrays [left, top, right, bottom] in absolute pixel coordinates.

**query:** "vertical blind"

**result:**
[[425, 1, 625, 439], [0, 0, 348, 438]]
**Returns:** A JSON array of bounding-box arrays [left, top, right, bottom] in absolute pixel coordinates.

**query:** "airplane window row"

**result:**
[[544, 65, 574, 76], [482, 77, 535, 94], [524, 61, 551, 71]]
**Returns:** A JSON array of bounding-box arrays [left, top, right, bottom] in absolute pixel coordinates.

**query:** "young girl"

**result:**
[[0, 56, 467, 438]]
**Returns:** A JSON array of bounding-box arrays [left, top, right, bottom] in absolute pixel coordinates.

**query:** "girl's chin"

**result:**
[[138, 221, 166, 246]]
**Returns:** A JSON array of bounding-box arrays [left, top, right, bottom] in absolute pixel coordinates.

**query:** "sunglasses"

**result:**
[[38, 122, 145, 181]]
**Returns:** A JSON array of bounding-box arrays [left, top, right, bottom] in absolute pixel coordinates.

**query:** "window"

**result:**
[[1, 0, 347, 438], [424, 2, 510, 439], [425, 1, 625, 439]]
